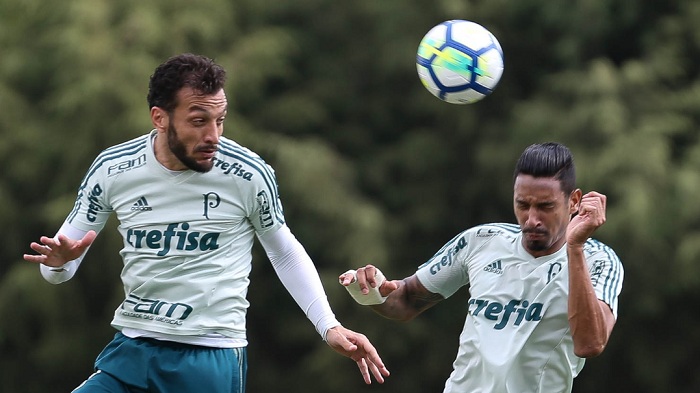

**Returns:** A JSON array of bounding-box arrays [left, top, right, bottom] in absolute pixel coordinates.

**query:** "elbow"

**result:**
[[369, 304, 422, 322], [395, 313, 420, 323], [574, 341, 607, 358]]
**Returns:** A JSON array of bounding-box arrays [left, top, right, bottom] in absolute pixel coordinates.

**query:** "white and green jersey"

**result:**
[[416, 223, 624, 393], [65, 130, 285, 342]]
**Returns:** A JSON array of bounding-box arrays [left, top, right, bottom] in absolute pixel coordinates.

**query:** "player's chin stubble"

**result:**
[[167, 123, 214, 173]]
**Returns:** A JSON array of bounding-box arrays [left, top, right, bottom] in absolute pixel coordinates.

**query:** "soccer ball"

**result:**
[[416, 20, 504, 104]]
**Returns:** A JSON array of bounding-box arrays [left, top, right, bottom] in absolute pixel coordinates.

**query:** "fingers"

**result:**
[[30, 242, 51, 255], [24, 241, 54, 264], [578, 192, 607, 224], [355, 356, 386, 384], [352, 343, 389, 385], [326, 326, 390, 384], [568, 192, 608, 246], [340, 266, 399, 304], [367, 356, 387, 384], [347, 331, 389, 384], [78, 230, 98, 249], [28, 235, 66, 257], [338, 270, 356, 286], [580, 192, 606, 210], [356, 358, 371, 384], [39, 235, 60, 249], [24, 231, 97, 267], [339, 265, 380, 293], [23, 245, 48, 263], [362, 344, 390, 383], [353, 265, 379, 294], [379, 279, 400, 297]]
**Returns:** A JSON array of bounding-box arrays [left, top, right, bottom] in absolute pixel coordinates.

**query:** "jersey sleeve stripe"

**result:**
[[587, 239, 623, 312], [77, 136, 149, 192], [487, 223, 521, 234], [218, 140, 284, 224], [418, 230, 468, 269], [66, 201, 81, 223], [67, 137, 149, 223], [602, 247, 623, 307]]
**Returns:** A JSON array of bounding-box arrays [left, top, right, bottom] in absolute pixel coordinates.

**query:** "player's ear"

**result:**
[[569, 189, 583, 215], [151, 107, 169, 132]]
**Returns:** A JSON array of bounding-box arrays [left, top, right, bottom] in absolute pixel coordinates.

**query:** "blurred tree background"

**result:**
[[1, 0, 699, 392]]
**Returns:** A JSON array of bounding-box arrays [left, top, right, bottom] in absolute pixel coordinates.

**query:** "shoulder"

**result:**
[[95, 134, 150, 163], [213, 137, 276, 181], [433, 223, 519, 258], [583, 237, 622, 265], [218, 137, 268, 165], [90, 134, 149, 173], [79, 134, 150, 186], [463, 223, 521, 242], [583, 237, 618, 256]]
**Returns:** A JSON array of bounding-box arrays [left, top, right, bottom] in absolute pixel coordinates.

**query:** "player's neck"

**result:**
[[153, 133, 188, 172]]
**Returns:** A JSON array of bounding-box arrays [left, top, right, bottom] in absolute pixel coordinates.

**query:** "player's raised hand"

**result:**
[[24, 231, 97, 267], [567, 191, 607, 247], [339, 264, 400, 300], [325, 325, 390, 384]]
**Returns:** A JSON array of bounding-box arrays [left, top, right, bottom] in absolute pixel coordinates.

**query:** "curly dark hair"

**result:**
[[513, 142, 576, 195], [147, 53, 227, 112]]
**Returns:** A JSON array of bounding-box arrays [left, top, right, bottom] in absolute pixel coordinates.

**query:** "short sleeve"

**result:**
[[246, 161, 286, 234], [416, 230, 471, 299], [586, 241, 624, 318], [65, 155, 113, 233]]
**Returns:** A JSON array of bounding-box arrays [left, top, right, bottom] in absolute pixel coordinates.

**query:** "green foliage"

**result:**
[[2, 0, 700, 392]]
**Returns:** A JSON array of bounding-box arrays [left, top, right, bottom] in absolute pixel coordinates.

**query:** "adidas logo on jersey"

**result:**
[[484, 260, 503, 274], [131, 196, 153, 211]]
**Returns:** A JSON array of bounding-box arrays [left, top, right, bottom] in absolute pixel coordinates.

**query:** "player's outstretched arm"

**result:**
[[325, 325, 390, 384], [23, 231, 97, 268], [339, 264, 443, 321]]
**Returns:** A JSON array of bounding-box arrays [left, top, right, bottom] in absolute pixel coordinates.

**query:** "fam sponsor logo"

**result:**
[[469, 298, 544, 330], [108, 154, 146, 176], [121, 294, 193, 326], [211, 157, 254, 180], [126, 222, 220, 256]]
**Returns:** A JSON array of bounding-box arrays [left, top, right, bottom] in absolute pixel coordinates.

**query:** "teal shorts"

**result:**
[[73, 332, 247, 393]]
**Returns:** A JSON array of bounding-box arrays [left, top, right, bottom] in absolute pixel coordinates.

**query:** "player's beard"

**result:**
[[167, 121, 215, 173], [522, 228, 551, 252]]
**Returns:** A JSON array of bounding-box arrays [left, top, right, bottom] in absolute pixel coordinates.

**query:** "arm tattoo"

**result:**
[[404, 277, 443, 312]]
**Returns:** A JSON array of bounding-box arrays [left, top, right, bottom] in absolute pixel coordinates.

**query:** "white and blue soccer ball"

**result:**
[[416, 20, 504, 104]]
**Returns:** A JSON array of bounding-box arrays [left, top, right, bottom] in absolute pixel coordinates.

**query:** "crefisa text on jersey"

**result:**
[[423, 235, 468, 275], [469, 298, 544, 330], [212, 157, 254, 180], [126, 222, 220, 256], [86, 183, 105, 222]]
